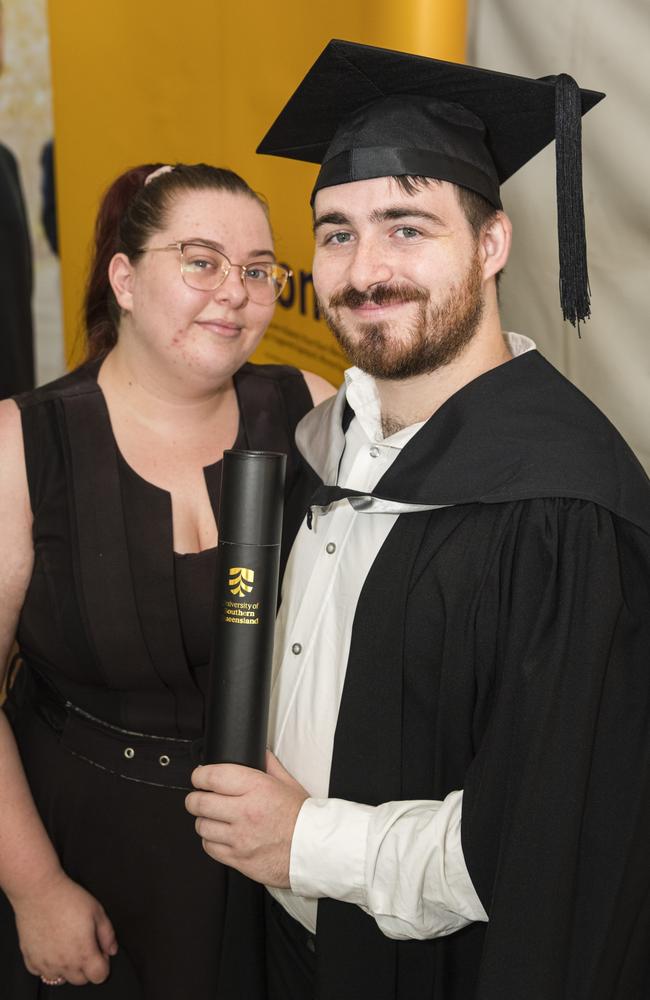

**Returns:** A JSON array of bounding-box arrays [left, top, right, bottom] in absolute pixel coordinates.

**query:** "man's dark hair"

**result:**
[[393, 175, 503, 287], [392, 174, 499, 237]]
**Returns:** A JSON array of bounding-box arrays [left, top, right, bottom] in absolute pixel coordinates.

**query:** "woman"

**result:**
[[0, 162, 333, 997]]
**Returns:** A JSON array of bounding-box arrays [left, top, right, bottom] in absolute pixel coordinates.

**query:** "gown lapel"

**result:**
[[316, 514, 426, 1000]]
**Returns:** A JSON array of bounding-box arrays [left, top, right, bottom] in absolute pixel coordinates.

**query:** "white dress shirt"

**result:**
[[267, 334, 535, 939]]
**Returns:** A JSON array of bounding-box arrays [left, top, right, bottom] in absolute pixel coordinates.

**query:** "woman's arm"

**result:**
[[0, 399, 117, 986]]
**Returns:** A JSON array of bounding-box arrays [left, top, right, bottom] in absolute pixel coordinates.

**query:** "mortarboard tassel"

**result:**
[[554, 73, 591, 329]]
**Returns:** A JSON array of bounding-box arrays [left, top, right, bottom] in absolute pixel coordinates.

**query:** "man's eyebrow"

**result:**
[[182, 237, 276, 260], [312, 212, 351, 233], [368, 207, 446, 226], [312, 207, 447, 233]]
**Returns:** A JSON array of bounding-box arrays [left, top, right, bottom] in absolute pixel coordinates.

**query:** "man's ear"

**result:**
[[480, 211, 512, 281], [108, 252, 136, 312]]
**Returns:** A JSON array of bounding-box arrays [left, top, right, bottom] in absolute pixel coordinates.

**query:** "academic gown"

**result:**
[[222, 348, 650, 1000]]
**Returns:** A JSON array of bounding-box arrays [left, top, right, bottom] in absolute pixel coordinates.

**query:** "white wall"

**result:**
[[469, 0, 650, 471]]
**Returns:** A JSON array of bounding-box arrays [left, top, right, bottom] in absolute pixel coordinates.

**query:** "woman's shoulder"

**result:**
[[5, 368, 99, 510], [0, 397, 31, 522], [12, 364, 98, 413], [299, 370, 337, 405], [237, 362, 337, 405], [0, 396, 23, 448]]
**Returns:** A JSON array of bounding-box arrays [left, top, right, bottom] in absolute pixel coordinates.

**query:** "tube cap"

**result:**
[[218, 450, 286, 546]]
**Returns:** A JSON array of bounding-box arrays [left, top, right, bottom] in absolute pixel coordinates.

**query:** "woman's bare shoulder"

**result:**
[[0, 397, 31, 519], [0, 399, 33, 661], [300, 370, 339, 405], [0, 398, 23, 451]]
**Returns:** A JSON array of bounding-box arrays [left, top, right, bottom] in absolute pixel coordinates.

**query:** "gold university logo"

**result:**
[[229, 567, 255, 596]]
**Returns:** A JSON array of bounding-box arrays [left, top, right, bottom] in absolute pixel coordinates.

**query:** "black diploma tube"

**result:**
[[204, 449, 286, 770]]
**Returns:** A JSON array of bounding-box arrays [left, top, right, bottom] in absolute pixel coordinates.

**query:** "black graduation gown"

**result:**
[[0, 361, 311, 999], [226, 349, 650, 1000]]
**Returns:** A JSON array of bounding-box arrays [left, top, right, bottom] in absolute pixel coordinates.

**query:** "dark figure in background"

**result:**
[[0, 142, 35, 395], [0, 0, 35, 395], [0, 161, 332, 997], [40, 139, 57, 256]]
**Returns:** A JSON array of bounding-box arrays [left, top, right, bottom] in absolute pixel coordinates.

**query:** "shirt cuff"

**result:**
[[289, 797, 373, 906], [365, 791, 488, 938]]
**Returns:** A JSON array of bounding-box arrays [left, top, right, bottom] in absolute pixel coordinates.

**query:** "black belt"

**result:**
[[13, 666, 199, 790]]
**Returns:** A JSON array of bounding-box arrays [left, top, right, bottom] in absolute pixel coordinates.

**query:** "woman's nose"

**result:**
[[213, 265, 248, 307]]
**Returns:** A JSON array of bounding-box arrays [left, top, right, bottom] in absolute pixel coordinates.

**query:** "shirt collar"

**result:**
[[344, 332, 536, 445], [296, 332, 537, 483], [344, 368, 423, 447]]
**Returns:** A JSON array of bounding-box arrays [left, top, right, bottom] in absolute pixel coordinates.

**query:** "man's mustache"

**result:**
[[327, 283, 429, 309]]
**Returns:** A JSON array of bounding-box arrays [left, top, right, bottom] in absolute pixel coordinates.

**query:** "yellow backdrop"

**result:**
[[48, 0, 466, 384]]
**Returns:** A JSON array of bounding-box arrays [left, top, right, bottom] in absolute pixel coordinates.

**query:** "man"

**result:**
[[187, 41, 650, 1000]]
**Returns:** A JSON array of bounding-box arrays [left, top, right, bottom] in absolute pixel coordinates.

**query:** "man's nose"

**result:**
[[346, 238, 393, 291]]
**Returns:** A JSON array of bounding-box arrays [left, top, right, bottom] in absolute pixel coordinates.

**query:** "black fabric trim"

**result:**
[[314, 147, 501, 206], [303, 351, 650, 537]]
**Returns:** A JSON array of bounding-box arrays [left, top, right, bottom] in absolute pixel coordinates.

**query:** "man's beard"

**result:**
[[321, 251, 485, 380]]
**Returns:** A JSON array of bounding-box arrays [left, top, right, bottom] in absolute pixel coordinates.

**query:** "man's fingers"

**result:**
[[201, 836, 235, 865], [186, 789, 234, 821], [191, 762, 262, 794], [195, 816, 233, 845]]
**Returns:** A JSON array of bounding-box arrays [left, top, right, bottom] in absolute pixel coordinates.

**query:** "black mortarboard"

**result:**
[[257, 39, 605, 327]]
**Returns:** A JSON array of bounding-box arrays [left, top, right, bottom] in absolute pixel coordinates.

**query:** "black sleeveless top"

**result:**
[[173, 547, 218, 671], [14, 360, 312, 738]]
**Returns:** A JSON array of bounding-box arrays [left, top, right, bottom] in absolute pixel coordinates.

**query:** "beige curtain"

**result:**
[[468, 0, 650, 472]]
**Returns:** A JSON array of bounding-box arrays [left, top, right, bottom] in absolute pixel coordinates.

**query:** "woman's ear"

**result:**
[[108, 253, 135, 312], [480, 211, 512, 281]]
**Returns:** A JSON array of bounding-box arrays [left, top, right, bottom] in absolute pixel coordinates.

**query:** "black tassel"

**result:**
[[555, 73, 591, 329]]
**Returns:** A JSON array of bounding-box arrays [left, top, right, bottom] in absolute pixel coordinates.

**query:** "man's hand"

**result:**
[[186, 751, 309, 888]]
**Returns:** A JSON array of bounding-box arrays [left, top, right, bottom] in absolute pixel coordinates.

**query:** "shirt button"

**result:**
[[291, 642, 302, 655], [325, 542, 336, 554], [369, 446, 380, 458]]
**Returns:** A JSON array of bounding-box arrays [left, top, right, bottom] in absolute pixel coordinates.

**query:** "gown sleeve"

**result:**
[[461, 498, 650, 1000]]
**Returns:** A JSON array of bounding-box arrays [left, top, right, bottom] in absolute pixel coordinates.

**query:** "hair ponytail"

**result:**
[[83, 164, 160, 362]]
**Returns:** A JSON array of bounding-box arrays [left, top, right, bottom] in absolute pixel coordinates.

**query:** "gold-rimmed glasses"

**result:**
[[145, 241, 291, 305]]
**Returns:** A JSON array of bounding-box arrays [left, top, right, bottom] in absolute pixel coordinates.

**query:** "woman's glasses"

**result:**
[[145, 242, 291, 305]]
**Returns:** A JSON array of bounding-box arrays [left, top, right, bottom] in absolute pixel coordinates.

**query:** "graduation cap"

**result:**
[[257, 39, 605, 327]]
